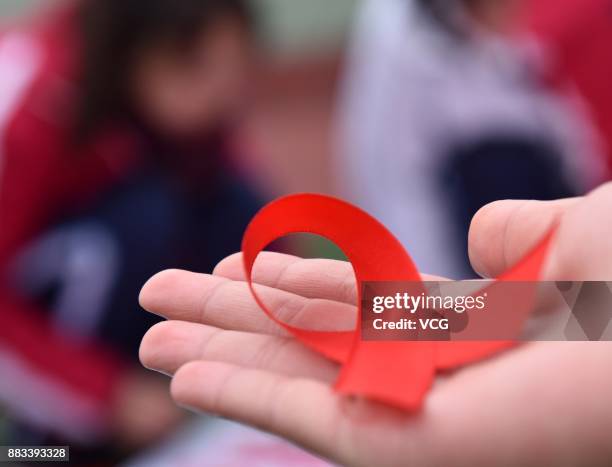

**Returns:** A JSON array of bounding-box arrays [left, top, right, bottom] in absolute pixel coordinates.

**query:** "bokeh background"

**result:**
[[1, 0, 610, 465]]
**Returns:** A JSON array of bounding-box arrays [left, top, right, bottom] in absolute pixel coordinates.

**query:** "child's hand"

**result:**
[[139, 183, 612, 467]]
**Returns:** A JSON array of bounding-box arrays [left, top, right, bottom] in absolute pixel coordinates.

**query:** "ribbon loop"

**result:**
[[242, 194, 553, 410]]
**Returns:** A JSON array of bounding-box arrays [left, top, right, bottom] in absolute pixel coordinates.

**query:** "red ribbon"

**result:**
[[242, 194, 554, 410]]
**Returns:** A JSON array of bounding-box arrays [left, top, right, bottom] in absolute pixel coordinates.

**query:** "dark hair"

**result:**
[[416, 0, 477, 39], [76, 0, 255, 142]]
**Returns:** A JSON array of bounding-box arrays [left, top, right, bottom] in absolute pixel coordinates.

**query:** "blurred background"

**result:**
[[0, 0, 610, 465]]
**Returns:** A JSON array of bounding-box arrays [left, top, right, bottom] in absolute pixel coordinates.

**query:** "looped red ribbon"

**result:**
[[242, 194, 554, 410]]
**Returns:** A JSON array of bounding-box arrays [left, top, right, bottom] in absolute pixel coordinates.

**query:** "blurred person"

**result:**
[[335, 0, 603, 278], [0, 0, 261, 460], [522, 0, 612, 177]]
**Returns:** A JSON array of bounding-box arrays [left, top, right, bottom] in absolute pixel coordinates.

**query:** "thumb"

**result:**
[[468, 198, 578, 279]]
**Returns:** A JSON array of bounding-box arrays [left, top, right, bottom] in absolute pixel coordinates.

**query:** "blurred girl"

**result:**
[[0, 0, 260, 458]]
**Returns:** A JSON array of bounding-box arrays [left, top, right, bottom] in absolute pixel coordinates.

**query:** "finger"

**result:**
[[468, 198, 578, 278], [214, 252, 358, 303], [214, 252, 450, 304], [139, 269, 356, 335], [548, 183, 612, 279], [171, 361, 349, 464], [140, 320, 338, 382]]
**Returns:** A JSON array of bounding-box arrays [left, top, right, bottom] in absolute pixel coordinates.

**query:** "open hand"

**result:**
[[139, 184, 612, 466]]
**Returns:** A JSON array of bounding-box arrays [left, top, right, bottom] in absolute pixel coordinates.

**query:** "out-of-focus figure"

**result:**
[[0, 0, 260, 461], [336, 0, 603, 278], [523, 0, 612, 177]]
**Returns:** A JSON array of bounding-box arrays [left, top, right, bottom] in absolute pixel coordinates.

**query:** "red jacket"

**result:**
[[0, 8, 140, 440], [524, 0, 612, 176]]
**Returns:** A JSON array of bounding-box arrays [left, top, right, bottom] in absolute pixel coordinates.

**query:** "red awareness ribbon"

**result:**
[[242, 194, 554, 410]]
